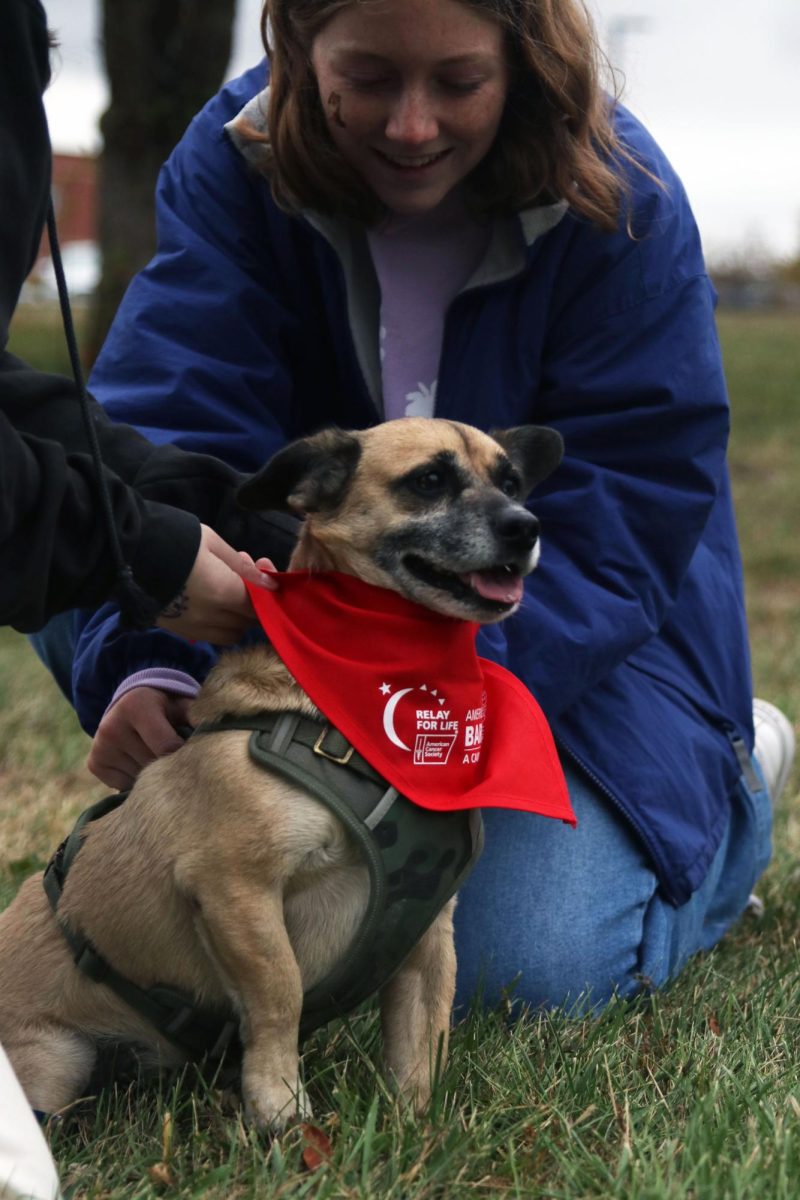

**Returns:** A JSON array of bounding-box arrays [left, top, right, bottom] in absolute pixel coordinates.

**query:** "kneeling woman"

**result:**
[[59, 0, 793, 1012]]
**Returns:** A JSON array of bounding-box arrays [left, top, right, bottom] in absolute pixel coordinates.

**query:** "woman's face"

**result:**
[[310, 0, 509, 215]]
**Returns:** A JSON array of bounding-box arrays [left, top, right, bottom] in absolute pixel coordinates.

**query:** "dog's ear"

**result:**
[[490, 425, 564, 495], [237, 428, 362, 514]]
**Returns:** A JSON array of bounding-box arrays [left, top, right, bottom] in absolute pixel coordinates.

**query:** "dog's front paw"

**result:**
[[389, 1063, 434, 1115], [244, 1076, 312, 1131]]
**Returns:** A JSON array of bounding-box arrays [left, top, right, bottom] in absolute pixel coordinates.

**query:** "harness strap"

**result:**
[[42, 793, 237, 1060], [242, 718, 389, 1028], [43, 709, 479, 1057], [230, 713, 480, 1026], [193, 711, 387, 787], [42, 710, 400, 1057]]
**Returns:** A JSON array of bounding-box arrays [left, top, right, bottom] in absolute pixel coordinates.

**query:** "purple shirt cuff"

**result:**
[[105, 668, 201, 716]]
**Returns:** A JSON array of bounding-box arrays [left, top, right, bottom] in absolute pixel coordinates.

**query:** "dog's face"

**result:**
[[238, 418, 563, 623]]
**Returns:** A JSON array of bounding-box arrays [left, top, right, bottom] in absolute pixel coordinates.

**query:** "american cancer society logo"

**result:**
[[378, 682, 487, 767]]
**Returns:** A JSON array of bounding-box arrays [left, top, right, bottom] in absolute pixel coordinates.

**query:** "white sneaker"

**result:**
[[753, 698, 796, 805]]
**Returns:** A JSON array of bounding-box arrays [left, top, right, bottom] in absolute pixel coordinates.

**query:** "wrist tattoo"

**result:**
[[160, 589, 189, 620]]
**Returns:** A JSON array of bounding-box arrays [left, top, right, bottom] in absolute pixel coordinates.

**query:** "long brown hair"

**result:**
[[257, 0, 629, 229]]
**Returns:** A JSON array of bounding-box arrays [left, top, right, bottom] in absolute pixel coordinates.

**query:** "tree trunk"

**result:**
[[85, 0, 238, 365]]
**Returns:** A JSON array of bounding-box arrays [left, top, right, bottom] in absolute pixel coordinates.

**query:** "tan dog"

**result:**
[[0, 417, 563, 1128]]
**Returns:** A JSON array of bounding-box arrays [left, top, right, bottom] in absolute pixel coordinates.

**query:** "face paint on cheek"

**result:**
[[327, 90, 347, 128]]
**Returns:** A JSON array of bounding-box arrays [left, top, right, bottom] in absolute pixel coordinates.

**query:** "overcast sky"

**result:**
[[42, 0, 800, 263]]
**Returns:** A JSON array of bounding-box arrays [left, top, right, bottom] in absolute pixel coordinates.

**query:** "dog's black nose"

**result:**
[[494, 507, 540, 551]]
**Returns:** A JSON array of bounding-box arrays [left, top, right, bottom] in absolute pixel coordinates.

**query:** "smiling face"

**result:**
[[310, 0, 509, 216]]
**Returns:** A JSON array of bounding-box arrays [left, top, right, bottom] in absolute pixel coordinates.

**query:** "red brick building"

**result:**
[[36, 152, 98, 259], [51, 152, 97, 242], [26, 152, 99, 296]]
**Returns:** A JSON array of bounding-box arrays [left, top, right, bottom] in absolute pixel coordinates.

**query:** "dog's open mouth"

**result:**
[[403, 555, 525, 612]]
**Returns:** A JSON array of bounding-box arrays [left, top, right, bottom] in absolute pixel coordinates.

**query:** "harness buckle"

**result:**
[[313, 725, 354, 765]]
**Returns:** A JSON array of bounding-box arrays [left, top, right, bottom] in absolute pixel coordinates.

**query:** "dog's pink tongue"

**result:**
[[464, 571, 524, 606]]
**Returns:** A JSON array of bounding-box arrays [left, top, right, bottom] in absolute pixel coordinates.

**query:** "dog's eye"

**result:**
[[396, 455, 461, 501], [499, 477, 521, 499], [413, 470, 445, 494]]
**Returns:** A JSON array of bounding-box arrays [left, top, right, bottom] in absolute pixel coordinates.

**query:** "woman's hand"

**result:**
[[156, 524, 277, 644], [87, 687, 194, 791], [89, 534, 280, 789]]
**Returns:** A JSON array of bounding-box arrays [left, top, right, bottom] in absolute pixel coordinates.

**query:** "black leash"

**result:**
[[45, 200, 158, 627]]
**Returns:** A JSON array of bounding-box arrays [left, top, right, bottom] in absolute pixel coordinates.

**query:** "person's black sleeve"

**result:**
[[0, 354, 299, 633], [0, 393, 200, 632], [0, 0, 297, 633], [2, 355, 299, 564]]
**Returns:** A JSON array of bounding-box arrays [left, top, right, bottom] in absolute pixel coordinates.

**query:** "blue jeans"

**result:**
[[453, 757, 772, 1014]]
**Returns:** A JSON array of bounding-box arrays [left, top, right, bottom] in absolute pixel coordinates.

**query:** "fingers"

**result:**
[[198, 524, 247, 573], [87, 689, 193, 789], [87, 747, 140, 792], [238, 553, 280, 590], [88, 724, 154, 790], [200, 528, 279, 587], [254, 556, 279, 576]]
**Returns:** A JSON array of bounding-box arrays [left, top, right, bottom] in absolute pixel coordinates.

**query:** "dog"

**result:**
[[0, 417, 563, 1128]]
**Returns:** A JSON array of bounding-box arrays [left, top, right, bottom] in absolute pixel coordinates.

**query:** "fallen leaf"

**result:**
[[300, 1123, 333, 1171], [708, 1014, 722, 1037]]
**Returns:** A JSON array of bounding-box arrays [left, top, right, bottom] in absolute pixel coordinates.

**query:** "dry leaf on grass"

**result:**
[[300, 1123, 333, 1171]]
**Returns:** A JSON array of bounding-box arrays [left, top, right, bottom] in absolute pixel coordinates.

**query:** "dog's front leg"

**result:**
[[379, 899, 456, 1112], [194, 883, 309, 1129]]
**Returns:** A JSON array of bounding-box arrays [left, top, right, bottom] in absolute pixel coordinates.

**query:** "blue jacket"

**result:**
[[75, 64, 754, 907]]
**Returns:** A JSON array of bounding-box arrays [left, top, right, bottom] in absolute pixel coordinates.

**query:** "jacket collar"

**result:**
[[224, 89, 568, 407]]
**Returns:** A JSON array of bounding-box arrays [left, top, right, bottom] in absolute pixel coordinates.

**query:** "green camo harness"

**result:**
[[43, 711, 483, 1059]]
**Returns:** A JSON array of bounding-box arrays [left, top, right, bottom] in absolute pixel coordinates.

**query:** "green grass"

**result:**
[[6, 301, 85, 374], [722, 313, 800, 713], [2, 307, 799, 1198]]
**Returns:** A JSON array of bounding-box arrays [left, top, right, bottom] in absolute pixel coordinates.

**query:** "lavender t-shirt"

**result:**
[[367, 192, 490, 420]]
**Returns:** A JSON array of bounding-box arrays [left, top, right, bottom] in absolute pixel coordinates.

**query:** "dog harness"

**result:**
[[43, 710, 483, 1059]]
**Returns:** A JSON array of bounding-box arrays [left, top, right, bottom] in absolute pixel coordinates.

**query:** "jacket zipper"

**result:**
[[721, 721, 762, 792]]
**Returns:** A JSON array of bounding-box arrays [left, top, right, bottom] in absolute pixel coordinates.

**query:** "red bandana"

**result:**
[[245, 573, 575, 825]]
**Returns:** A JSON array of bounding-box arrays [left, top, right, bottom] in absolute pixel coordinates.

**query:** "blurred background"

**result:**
[[28, 0, 800, 354]]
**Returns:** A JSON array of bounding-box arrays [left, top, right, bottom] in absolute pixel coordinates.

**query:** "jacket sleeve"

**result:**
[[71, 605, 220, 734], [0, 372, 200, 633], [477, 141, 731, 719], [10, 364, 299, 562]]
